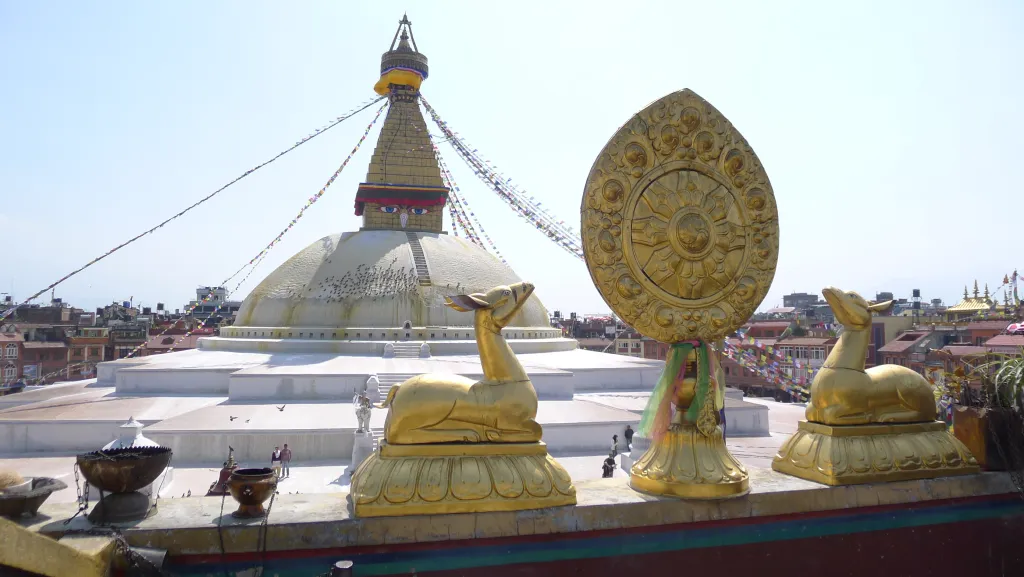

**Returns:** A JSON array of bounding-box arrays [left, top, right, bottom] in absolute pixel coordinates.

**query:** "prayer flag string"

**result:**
[[419, 96, 584, 259], [0, 95, 387, 323], [33, 102, 388, 380]]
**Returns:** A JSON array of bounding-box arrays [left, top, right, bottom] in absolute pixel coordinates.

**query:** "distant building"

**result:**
[[109, 323, 149, 359], [782, 292, 821, 310], [187, 286, 241, 322], [142, 333, 203, 356], [577, 337, 614, 353], [945, 281, 995, 322], [1, 330, 24, 384], [985, 334, 1024, 355], [965, 320, 1011, 347], [745, 321, 793, 339], [878, 330, 948, 375], [67, 327, 109, 380], [21, 342, 68, 383], [776, 336, 836, 383]]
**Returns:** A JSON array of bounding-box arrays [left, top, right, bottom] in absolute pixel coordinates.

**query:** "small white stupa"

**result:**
[[103, 416, 160, 450]]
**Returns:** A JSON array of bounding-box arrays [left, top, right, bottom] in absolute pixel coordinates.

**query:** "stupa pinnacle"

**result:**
[[355, 14, 449, 233]]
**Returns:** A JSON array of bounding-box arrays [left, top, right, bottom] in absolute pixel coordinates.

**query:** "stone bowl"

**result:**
[[0, 477, 68, 519], [76, 446, 172, 494], [228, 467, 278, 518]]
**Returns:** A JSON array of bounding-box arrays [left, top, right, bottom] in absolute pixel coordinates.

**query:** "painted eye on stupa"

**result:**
[[410, 208, 429, 215], [379, 206, 400, 214]]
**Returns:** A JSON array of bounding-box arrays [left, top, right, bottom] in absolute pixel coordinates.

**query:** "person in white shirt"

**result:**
[[271, 446, 283, 478]]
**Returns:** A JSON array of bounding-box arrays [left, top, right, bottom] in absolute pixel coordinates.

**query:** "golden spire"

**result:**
[[984, 283, 990, 300], [963, 286, 969, 300], [973, 280, 979, 298], [354, 16, 449, 233]]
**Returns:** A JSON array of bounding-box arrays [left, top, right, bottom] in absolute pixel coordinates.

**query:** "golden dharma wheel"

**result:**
[[581, 89, 779, 343]]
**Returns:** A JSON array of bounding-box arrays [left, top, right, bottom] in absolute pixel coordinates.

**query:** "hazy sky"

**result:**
[[1, 1, 1021, 316]]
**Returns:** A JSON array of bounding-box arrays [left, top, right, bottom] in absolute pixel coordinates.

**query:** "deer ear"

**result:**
[[867, 300, 894, 313], [445, 294, 489, 312]]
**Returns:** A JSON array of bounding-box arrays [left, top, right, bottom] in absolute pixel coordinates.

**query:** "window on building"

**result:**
[[73, 348, 83, 358], [3, 364, 14, 379], [90, 347, 102, 357], [4, 344, 16, 358]]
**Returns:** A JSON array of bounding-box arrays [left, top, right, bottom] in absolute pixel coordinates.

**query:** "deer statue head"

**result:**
[[444, 282, 535, 329], [822, 287, 894, 330]]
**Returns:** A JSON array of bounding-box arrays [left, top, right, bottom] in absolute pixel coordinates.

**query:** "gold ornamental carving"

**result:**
[[349, 282, 576, 517], [581, 89, 779, 343], [771, 287, 979, 485]]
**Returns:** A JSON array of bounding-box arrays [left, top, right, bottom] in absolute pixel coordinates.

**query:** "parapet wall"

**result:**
[[19, 469, 1023, 576]]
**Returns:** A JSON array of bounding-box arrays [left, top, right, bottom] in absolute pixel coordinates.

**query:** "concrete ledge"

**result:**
[[200, 336, 579, 356], [18, 468, 1017, 557]]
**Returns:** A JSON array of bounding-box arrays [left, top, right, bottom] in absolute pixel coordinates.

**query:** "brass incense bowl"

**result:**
[[228, 468, 278, 518], [76, 446, 172, 523], [0, 477, 67, 519], [76, 447, 172, 494]]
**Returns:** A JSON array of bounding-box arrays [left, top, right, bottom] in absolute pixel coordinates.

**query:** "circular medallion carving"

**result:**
[[581, 89, 779, 343]]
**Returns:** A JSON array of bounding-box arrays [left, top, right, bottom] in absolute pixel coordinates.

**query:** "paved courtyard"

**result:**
[[0, 398, 806, 507]]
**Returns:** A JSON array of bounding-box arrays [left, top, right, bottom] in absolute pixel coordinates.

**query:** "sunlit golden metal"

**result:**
[[380, 282, 542, 444], [580, 88, 779, 344], [773, 421, 979, 485], [629, 348, 748, 498], [350, 282, 576, 517], [808, 287, 938, 425], [582, 90, 764, 498], [0, 516, 112, 577], [772, 287, 980, 485]]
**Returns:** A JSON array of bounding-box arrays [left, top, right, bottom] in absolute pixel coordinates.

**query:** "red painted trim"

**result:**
[[358, 184, 450, 192], [171, 492, 1020, 566]]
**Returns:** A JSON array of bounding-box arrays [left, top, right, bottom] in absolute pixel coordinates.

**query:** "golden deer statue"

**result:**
[[772, 287, 977, 485], [352, 281, 576, 517], [380, 281, 542, 444], [806, 287, 937, 425]]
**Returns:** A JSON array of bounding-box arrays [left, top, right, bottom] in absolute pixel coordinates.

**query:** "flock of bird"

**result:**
[[302, 260, 423, 302], [282, 257, 471, 309], [227, 405, 286, 423]]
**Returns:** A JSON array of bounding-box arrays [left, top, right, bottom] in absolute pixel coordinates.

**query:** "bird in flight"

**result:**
[[229, 416, 238, 421], [276, 405, 286, 411]]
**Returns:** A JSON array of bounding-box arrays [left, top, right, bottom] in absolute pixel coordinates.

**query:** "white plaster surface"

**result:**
[[233, 231, 552, 329], [578, 391, 771, 437]]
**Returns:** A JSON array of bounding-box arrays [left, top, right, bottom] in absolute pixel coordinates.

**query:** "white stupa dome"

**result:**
[[234, 230, 551, 330]]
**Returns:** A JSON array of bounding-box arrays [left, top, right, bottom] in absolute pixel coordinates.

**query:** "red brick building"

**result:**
[[20, 342, 69, 383], [878, 331, 932, 373], [1, 331, 24, 384], [776, 336, 836, 383], [66, 327, 109, 379], [985, 334, 1024, 356], [744, 321, 792, 339], [967, 321, 1012, 347]]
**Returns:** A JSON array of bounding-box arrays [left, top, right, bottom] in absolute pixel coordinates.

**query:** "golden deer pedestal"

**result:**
[[349, 442, 576, 517], [350, 282, 577, 517], [772, 287, 980, 486], [630, 419, 748, 499], [772, 421, 979, 486]]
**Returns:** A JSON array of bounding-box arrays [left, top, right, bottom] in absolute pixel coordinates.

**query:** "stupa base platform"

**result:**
[[349, 441, 576, 517], [629, 425, 749, 499], [772, 420, 980, 486]]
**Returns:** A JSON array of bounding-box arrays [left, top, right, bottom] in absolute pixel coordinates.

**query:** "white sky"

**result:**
[[1, 1, 1021, 315]]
